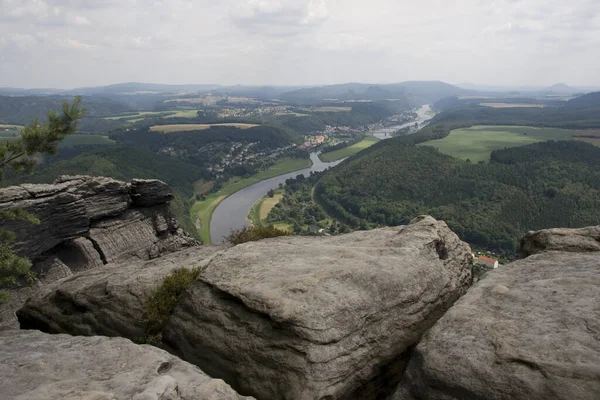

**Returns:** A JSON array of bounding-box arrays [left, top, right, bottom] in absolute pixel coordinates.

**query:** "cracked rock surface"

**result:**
[[164, 216, 473, 400], [0, 176, 198, 330], [17, 246, 227, 341], [0, 330, 253, 400], [394, 226, 600, 400]]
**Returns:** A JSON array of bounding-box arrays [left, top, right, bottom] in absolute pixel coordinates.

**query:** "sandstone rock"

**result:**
[[394, 251, 600, 400], [18, 246, 227, 341], [165, 216, 473, 400], [520, 226, 600, 257], [0, 330, 253, 400], [131, 179, 174, 206], [0, 175, 199, 330]]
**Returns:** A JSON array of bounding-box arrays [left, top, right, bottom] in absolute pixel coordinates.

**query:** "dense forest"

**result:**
[[315, 140, 600, 258], [429, 99, 600, 129], [6, 145, 203, 239], [0, 95, 132, 125]]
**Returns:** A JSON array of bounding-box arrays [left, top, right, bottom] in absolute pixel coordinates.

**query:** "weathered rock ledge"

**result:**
[[394, 225, 600, 400], [0, 175, 198, 330], [0, 330, 253, 400], [18, 245, 227, 341], [165, 216, 473, 400]]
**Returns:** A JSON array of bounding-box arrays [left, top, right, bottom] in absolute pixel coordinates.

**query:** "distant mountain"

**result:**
[[212, 85, 310, 99], [278, 81, 471, 105], [566, 91, 600, 107], [0, 87, 65, 96], [547, 83, 578, 94], [67, 82, 223, 95]]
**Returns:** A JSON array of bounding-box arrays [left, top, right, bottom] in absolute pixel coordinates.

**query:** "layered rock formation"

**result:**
[[165, 216, 473, 400], [394, 226, 600, 400], [18, 246, 227, 341], [0, 330, 253, 400], [0, 176, 198, 329]]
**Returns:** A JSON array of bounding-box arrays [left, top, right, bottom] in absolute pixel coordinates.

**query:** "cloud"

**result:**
[[0, 0, 599, 88], [232, 0, 329, 36]]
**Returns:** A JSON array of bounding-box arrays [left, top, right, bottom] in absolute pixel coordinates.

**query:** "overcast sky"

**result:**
[[1, 0, 599, 89]]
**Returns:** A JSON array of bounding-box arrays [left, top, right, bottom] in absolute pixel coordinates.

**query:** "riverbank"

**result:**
[[319, 136, 379, 162], [191, 157, 312, 243]]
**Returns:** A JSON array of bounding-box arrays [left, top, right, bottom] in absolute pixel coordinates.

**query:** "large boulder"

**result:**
[[519, 225, 600, 257], [394, 226, 600, 400], [0, 176, 199, 330], [165, 216, 473, 400], [0, 330, 253, 400], [17, 246, 227, 342]]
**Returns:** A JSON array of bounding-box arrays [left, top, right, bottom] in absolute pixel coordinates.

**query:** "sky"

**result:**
[[1, 0, 599, 89]]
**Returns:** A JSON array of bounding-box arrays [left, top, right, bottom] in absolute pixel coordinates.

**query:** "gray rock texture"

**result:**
[[165, 216, 473, 400], [0, 176, 198, 330], [0, 330, 253, 400], [520, 225, 600, 257], [394, 226, 600, 400], [17, 246, 227, 341]]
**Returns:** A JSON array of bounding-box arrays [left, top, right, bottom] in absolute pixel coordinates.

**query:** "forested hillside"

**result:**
[[428, 102, 600, 129], [0, 95, 132, 125], [315, 141, 600, 257]]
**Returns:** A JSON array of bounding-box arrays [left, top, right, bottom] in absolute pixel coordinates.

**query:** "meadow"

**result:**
[[319, 136, 379, 162], [190, 157, 311, 243], [420, 125, 574, 162], [104, 110, 199, 123], [480, 103, 545, 108], [150, 123, 259, 133]]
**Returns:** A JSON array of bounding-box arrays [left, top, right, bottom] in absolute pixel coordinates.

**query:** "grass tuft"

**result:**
[[143, 267, 200, 345]]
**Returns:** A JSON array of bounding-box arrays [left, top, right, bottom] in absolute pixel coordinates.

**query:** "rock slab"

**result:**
[[0, 330, 253, 400], [17, 246, 227, 341], [165, 216, 473, 400], [394, 226, 600, 400], [0, 175, 198, 330]]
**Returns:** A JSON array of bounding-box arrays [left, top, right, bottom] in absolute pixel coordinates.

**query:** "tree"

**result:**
[[0, 97, 85, 304], [267, 189, 275, 198]]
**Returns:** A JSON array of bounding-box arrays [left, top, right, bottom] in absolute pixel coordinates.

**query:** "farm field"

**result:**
[[60, 135, 115, 147], [104, 111, 171, 121], [480, 103, 545, 108], [420, 125, 574, 163], [150, 123, 259, 133], [319, 136, 379, 162], [248, 191, 284, 226], [307, 106, 352, 112], [0, 124, 23, 137], [104, 110, 199, 123], [574, 129, 600, 146], [190, 157, 312, 243]]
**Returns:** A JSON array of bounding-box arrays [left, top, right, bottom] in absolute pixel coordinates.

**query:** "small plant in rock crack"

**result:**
[[142, 267, 200, 346]]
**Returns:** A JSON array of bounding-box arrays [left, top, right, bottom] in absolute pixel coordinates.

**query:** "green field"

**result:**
[[60, 135, 115, 147], [319, 136, 379, 162], [104, 110, 199, 123], [104, 111, 171, 121], [421, 125, 574, 163], [190, 157, 312, 243]]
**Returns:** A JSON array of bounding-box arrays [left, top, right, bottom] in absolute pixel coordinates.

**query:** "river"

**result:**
[[372, 104, 432, 140], [210, 152, 344, 243], [209, 104, 433, 243]]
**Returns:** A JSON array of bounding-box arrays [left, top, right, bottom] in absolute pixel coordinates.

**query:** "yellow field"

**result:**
[[259, 194, 283, 220], [310, 106, 352, 112], [480, 103, 545, 108], [150, 123, 259, 133]]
